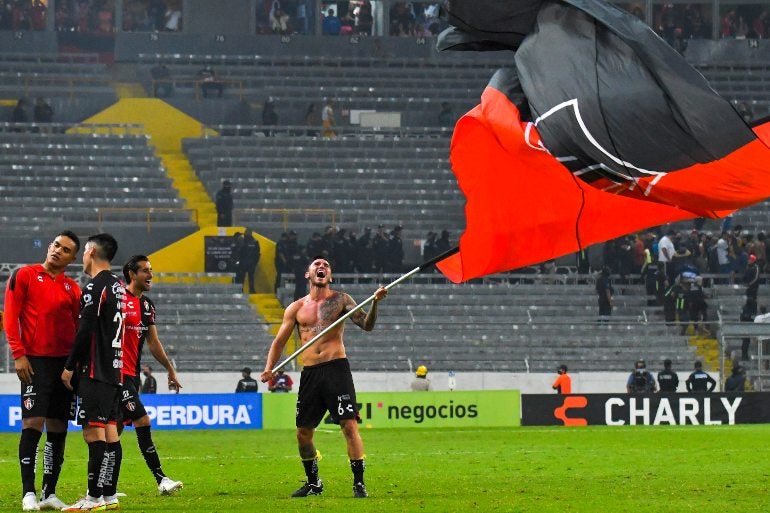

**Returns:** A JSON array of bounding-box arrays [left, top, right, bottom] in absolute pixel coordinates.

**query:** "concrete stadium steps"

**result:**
[[0, 129, 196, 233], [148, 278, 272, 372], [183, 134, 464, 245], [272, 279, 695, 373]]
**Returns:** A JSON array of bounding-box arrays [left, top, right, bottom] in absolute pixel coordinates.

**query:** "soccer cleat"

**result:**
[[158, 477, 183, 496], [61, 497, 104, 511], [291, 480, 324, 497], [22, 492, 39, 511], [353, 482, 369, 498], [38, 494, 67, 510], [90, 497, 119, 511]]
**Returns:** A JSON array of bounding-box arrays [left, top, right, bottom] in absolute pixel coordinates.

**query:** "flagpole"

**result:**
[[271, 245, 459, 373]]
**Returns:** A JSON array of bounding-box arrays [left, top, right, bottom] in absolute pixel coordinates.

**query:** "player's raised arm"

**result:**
[[348, 286, 387, 332], [260, 301, 300, 383]]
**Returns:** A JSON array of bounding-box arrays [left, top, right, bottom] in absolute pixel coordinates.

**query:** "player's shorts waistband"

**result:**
[[302, 357, 348, 371]]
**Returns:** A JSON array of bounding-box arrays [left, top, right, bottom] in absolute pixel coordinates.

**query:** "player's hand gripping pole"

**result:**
[[271, 245, 459, 373]]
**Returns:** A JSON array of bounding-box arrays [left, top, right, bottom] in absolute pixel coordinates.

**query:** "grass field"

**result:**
[[0, 425, 768, 512]]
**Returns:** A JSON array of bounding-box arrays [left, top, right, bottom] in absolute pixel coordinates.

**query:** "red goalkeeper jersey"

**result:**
[[3, 264, 81, 359]]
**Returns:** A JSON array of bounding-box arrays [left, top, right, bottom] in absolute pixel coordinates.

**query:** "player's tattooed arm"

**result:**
[[348, 287, 387, 331]]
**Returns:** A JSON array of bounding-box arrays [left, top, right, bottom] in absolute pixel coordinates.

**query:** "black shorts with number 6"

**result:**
[[120, 375, 148, 425], [20, 356, 76, 421], [296, 358, 359, 428]]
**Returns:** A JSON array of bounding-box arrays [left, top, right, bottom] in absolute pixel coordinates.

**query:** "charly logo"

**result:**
[[553, 396, 589, 426]]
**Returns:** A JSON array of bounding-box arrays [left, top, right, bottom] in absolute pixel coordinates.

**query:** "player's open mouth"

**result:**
[[317, 270, 325, 278]]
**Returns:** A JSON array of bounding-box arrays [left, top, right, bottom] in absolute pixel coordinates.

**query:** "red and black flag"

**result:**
[[435, 0, 770, 283]]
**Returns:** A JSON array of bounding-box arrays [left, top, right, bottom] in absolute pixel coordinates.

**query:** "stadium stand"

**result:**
[[2, 28, 770, 383], [0, 126, 196, 235]]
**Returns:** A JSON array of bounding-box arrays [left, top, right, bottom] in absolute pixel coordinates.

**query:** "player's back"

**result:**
[[79, 270, 126, 385]]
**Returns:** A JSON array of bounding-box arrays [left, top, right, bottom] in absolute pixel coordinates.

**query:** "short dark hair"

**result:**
[[58, 230, 81, 252], [87, 233, 118, 262], [123, 254, 149, 283]]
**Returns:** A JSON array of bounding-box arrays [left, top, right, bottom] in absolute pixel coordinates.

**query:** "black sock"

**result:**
[[41, 431, 66, 499], [301, 457, 319, 485], [136, 425, 166, 484], [19, 428, 42, 496], [102, 441, 122, 497], [87, 440, 107, 498], [350, 459, 365, 484]]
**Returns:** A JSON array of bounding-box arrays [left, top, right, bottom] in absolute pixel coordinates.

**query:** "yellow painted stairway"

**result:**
[[79, 98, 218, 228]]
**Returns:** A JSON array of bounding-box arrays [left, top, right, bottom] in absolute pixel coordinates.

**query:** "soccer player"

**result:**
[[61, 233, 125, 512], [4, 231, 81, 511], [120, 254, 184, 495], [260, 256, 387, 499]]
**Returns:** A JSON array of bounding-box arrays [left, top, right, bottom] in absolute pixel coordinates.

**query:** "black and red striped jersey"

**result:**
[[122, 291, 155, 377]]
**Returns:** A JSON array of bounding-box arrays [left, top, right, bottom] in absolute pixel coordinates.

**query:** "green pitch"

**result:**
[[0, 425, 768, 512]]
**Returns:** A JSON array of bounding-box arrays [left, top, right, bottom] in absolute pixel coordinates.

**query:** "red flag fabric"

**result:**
[[436, 87, 770, 283]]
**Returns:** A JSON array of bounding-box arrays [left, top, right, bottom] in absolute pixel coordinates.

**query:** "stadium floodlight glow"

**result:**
[[271, 246, 459, 373]]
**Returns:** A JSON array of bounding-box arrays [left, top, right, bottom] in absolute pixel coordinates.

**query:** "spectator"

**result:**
[[215, 179, 233, 227], [321, 98, 335, 138], [141, 365, 158, 394], [657, 359, 679, 393], [355, 226, 375, 273], [164, 1, 181, 31], [268, 370, 294, 392], [262, 97, 278, 137], [275, 231, 290, 292], [235, 367, 258, 392], [596, 266, 614, 321], [685, 361, 716, 393], [743, 254, 760, 301], [552, 364, 572, 394], [386, 225, 404, 272], [627, 359, 657, 393], [740, 298, 758, 360], [687, 275, 709, 335], [438, 102, 453, 127], [423, 231, 438, 269], [197, 65, 223, 98], [33, 97, 53, 123], [657, 229, 676, 283], [304, 103, 320, 136], [150, 64, 173, 98], [372, 224, 389, 273], [436, 229, 451, 255], [270, 6, 289, 33], [751, 304, 770, 361], [321, 8, 341, 35], [231, 232, 245, 284], [411, 365, 431, 391], [11, 98, 28, 123], [724, 365, 746, 392], [239, 228, 261, 294]]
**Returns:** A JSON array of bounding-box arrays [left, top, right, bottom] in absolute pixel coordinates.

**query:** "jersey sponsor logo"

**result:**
[[143, 300, 150, 312], [23, 398, 34, 410], [553, 396, 588, 426], [82, 294, 93, 307], [145, 404, 252, 426]]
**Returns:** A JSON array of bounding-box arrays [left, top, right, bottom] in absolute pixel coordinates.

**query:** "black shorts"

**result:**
[[77, 378, 122, 428], [296, 358, 359, 428], [120, 375, 148, 424], [20, 356, 76, 421]]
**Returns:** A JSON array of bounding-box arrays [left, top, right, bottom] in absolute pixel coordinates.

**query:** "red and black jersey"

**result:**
[[65, 270, 126, 386], [3, 264, 81, 359], [122, 291, 155, 377]]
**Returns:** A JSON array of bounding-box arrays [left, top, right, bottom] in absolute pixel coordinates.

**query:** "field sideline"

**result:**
[[0, 425, 768, 512]]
